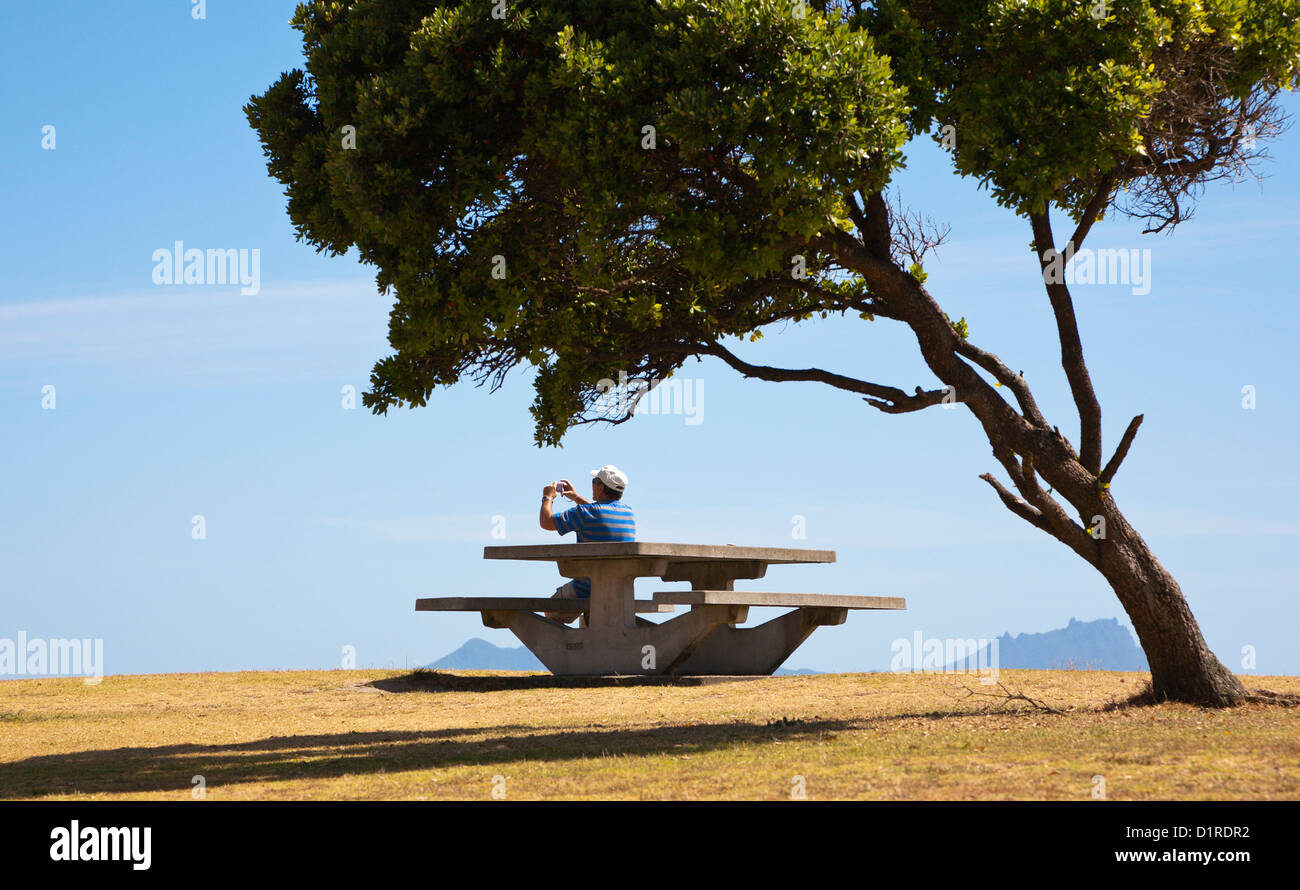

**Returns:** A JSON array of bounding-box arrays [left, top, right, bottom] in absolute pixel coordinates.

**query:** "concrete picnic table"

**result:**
[[416, 542, 905, 676]]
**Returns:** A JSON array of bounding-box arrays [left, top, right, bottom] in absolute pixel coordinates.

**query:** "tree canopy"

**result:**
[[249, 0, 1300, 706], [248, 1, 1297, 446]]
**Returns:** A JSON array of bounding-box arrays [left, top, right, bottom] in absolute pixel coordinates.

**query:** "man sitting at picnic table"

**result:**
[[539, 464, 636, 622]]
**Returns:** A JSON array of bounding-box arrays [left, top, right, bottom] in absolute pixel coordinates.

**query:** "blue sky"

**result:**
[[2, 1, 1297, 679]]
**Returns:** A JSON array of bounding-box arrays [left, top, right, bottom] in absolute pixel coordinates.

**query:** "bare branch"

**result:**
[[569, 378, 653, 431], [1099, 414, 1144, 488], [886, 191, 951, 267], [955, 683, 1067, 715], [979, 472, 1053, 535], [990, 445, 1099, 566], [1114, 44, 1291, 234]]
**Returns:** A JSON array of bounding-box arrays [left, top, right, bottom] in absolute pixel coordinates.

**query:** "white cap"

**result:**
[[591, 464, 628, 493]]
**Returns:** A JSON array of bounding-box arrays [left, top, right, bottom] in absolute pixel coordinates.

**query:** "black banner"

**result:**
[[0, 801, 1287, 875]]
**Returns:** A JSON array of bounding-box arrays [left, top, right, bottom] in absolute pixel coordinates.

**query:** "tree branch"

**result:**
[[843, 189, 868, 240], [1068, 169, 1119, 252], [860, 190, 894, 261], [701, 342, 947, 413], [842, 296, 903, 322], [864, 386, 952, 414], [952, 337, 1046, 426], [1029, 208, 1104, 475]]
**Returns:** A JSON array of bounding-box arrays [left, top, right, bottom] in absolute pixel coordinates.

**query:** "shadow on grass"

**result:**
[[0, 718, 857, 799], [369, 670, 766, 693]]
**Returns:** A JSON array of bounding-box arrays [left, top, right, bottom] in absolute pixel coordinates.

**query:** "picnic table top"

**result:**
[[482, 542, 835, 564]]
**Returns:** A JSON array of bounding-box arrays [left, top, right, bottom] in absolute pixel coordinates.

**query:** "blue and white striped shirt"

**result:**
[[553, 500, 636, 597]]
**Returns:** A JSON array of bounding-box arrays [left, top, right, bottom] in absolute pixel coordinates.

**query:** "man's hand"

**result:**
[[542, 482, 558, 499], [559, 478, 592, 505]]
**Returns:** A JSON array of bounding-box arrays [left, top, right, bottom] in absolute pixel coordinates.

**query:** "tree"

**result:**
[[246, 0, 1300, 706]]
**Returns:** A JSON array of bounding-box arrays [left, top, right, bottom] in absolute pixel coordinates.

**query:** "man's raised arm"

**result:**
[[539, 482, 558, 531]]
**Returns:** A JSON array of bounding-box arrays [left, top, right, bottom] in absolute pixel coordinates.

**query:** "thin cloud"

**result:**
[[0, 279, 389, 385]]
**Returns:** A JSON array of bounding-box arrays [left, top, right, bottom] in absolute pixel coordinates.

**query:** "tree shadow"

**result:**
[[0, 718, 859, 799]]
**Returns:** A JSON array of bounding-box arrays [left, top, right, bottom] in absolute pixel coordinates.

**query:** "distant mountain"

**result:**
[[946, 617, 1148, 671], [426, 637, 822, 674], [425, 638, 545, 671]]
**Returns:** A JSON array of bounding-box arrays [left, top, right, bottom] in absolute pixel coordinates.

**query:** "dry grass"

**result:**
[[0, 668, 1296, 800]]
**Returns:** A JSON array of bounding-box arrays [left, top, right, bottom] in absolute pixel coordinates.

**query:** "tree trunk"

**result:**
[[1092, 506, 1248, 705], [816, 214, 1252, 707]]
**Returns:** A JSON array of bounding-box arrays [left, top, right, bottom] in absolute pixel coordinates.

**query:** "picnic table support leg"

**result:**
[[481, 605, 747, 676], [481, 560, 750, 677], [669, 607, 848, 676]]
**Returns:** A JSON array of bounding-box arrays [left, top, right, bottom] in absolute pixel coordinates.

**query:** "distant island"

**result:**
[[426, 617, 1147, 675], [944, 617, 1148, 672]]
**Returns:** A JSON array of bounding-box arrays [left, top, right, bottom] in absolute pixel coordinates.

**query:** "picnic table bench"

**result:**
[[416, 542, 905, 676]]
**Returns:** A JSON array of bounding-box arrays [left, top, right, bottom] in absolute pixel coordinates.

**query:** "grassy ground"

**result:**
[[1, 669, 1296, 800]]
